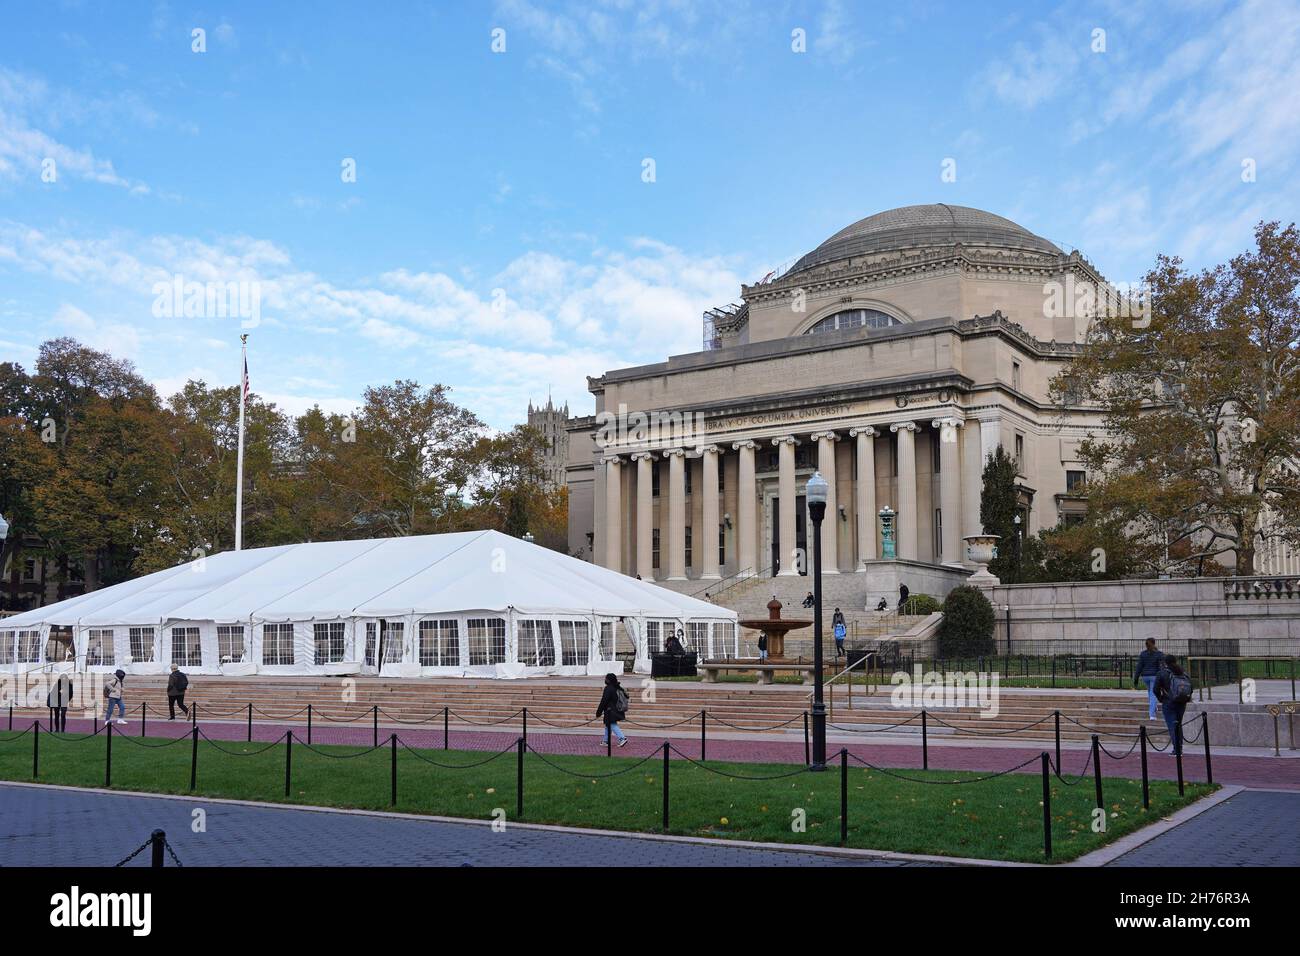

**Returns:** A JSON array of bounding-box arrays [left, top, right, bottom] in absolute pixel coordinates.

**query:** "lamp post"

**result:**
[[1012, 513, 1022, 582], [806, 472, 828, 771], [0, 513, 7, 612]]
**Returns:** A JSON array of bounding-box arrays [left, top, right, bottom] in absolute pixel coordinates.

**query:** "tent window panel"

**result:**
[[217, 625, 247, 664], [686, 622, 709, 656], [0, 631, 14, 664], [645, 620, 661, 654], [558, 620, 589, 666], [599, 622, 614, 660], [87, 629, 115, 666], [713, 622, 737, 658], [364, 623, 377, 666], [171, 627, 202, 667], [380, 623, 405, 663], [467, 618, 506, 665], [419, 619, 460, 667], [313, 622, 346, 664], [18, 630, 41, 663], [129, 627, 155, 663], [517, 620, 555, 667], [263, 624, 295, 666]]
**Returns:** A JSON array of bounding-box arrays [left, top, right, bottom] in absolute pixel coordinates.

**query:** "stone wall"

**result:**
[[984, 576, 1300, 653]]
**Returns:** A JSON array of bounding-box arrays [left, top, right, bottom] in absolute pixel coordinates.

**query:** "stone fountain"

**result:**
[[738, 597, 812, 662]]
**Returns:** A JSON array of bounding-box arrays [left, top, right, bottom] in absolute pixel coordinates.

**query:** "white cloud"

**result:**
[[0, 219, 747, 429]]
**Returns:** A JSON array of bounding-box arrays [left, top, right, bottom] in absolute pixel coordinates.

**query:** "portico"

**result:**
[[567, 204, 1116, 606]]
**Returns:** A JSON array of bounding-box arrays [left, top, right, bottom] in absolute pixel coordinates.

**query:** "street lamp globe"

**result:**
[[522, 531, 535, 544], [0, 512, 8, 542], [806, 471, 828, 519]]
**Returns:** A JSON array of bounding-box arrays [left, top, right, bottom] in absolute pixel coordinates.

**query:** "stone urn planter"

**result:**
[[963, 534, 1001, 587]]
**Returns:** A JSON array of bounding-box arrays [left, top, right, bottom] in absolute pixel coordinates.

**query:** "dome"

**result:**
[[787, 204, 1060, 275]]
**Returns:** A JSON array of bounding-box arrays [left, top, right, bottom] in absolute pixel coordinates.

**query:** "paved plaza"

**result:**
[[1106, 790, 1300, 867], [0, 783, 908, 867]]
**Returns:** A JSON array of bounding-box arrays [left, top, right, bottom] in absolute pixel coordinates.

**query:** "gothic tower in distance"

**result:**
[[527, 396, 571, 491]]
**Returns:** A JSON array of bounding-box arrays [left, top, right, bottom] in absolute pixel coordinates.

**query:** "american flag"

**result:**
[[241, 354, 250, 403]]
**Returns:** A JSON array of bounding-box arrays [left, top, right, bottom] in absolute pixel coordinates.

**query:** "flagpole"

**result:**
[[235, 334, 247, 551]]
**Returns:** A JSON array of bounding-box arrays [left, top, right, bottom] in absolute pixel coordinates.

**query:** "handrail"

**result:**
[[694, 564, 773, 602], [805, 652, 877, 718]]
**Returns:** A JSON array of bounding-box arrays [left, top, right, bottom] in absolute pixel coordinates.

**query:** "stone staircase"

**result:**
[[688, 571, 934, 656], [14, 676, 1156, 743]]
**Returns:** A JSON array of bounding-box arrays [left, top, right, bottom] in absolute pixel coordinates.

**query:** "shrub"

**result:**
[[902, 593, 942, 616], [938, 586, 996, 658]]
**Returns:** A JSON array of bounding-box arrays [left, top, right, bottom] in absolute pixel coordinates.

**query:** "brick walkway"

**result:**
[[21, 712, 1297, 791], [1108, 790, 1300, 867], [0, 784, 908, 867]]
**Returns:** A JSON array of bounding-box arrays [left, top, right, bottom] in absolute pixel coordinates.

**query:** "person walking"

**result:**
[[104, 669, 127, 726], [1154, 655, 1194, 756], [832, 608, 847, 658], [1132, 637, 1166, 720], [167, 664, 190, 720], [47, 673, 74, 732], [595, 672, 629, 748], [757, 631, 768, 662]]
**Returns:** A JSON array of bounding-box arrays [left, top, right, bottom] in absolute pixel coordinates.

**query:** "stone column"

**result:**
[[631, 452, 655, 580], [603, 455, 622, 572], [849, 426, 877, 567], [700, 445, 721, 579], [890, 422, 918, 561], [732, 440, 758, 575], [932, 417, 964, 566], [665, 448, 687, 580], [810, 430, 840, 574], [773, 436, 800, 575]]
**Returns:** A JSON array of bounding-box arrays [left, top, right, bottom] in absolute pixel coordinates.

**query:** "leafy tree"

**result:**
[[1054, 221, 1300, 575], [979, 447, 1038, 582], [938, 585, 996, 658]]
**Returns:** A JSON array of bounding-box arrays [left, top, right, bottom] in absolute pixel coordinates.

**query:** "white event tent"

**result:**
[[0, 530, 737, 679]]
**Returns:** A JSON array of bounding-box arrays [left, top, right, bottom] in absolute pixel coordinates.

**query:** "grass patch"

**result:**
[[0, 728, 1214, 864]]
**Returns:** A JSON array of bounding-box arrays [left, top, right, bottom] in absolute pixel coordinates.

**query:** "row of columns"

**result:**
[[603, 416, 976, 580]]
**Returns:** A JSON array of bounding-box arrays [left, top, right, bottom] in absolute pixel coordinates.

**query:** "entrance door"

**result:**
[[769, 494, 808, 576]]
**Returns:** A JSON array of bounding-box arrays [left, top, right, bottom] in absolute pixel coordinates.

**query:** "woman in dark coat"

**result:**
[[595, 672, 629, 748], [47, 673, 74, 732]]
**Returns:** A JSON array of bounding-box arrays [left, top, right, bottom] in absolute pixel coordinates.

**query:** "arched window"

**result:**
[[804, 308, 901, 335]]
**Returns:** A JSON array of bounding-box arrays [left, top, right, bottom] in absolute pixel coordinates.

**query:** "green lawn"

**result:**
[[0, 729, 1214, 864]]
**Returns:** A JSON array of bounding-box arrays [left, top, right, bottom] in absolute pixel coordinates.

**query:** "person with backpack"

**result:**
[[104, 669, 127, 726], [1132, 637, 1166, 720], [595, 672, 629, 748], [832, 608, 847, 658], [1154, 655, 1193, 756], [47, 673, 74, 732], [167, 664, 190, 720]]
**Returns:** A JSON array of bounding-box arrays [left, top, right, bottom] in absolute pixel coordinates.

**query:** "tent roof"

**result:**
[[1, 531, 734, 628]]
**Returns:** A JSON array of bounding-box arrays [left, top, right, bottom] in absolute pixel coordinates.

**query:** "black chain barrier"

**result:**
[[1048, 747, 1094, 786], [845, 748, 1042, 785], [524, 742, 659, 779], [664, 743, 811, 781], [197, 729, 288, 757], [395, 738, 517, 769]]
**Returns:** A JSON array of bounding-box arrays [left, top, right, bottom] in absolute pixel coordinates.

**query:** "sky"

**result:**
[[1, 0, 1297, 430]]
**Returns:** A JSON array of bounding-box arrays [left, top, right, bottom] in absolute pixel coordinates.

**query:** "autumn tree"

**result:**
[[1053, 221, 1300, 575]]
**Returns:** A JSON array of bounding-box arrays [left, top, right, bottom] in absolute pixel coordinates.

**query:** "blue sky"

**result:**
[[2, 0, 1297, 429]]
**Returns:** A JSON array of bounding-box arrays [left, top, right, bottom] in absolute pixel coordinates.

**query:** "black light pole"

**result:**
[[1012, 513, 1022, 582], [806, 472, 829, 771]]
